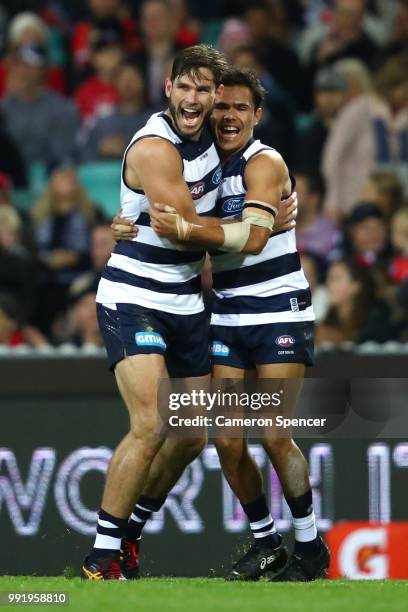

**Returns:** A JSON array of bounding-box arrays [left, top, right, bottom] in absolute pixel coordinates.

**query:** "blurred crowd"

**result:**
[[0, 0, 407, 350]]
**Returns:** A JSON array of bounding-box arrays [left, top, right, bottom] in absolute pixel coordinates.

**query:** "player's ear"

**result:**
[[216, 84, 224, 96], [165, 78, 172, 99], [254, 107, 262, 126]]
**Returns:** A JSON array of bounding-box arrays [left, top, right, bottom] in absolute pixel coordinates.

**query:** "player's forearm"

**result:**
[[188, 224, 225, 248], [188, 223, 269, 254]]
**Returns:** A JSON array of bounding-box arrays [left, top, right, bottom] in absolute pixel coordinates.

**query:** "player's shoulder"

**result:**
[[127, 135, 180, 169], [245, 145, 286, 177]]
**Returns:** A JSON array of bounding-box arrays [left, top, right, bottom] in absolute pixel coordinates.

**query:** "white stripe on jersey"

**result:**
[[183, 144, 219, 182], [108, 253, 205, 283], [218, 174, 245, 199], [211, 306, 315, 326], [211, 231, 296, 274], [97, 277, 204, 314], [213, 270, 310, 299], [195, 189, 219, 214]]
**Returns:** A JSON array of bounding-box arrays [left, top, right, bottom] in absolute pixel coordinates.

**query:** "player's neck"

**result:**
[[219, 141, 251, 163]]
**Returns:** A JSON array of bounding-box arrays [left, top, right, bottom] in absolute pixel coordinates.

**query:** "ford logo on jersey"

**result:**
[[275, 335, 295, 347], [135, 331, 167, 349], [190, 181, 205, 199], [211, 341, 230, 356], [212, 165, 222, 185], [222, 198, 244, 214]]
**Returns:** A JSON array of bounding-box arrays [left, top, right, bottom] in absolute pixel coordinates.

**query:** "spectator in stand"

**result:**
[[343, 203, 391, 268], [296, 65, 347, 174], [53, 222, 114, 347], [171, 0, 201, 48], [241, 1, 307, 109], [71, 0, 141, 75], [0, 207, 36, 313], [0, 172, 35, 250], [0, 293, 24, 347], [295, 172, 341, 259], [308, 0, 381, 75], [384, 0, 408, 60], [0, 217, 48, 348], [78, 64, 155, 162], [74, 21, 125, 125], [1, 39, 78, 169], [135, 0, 179, 106], [31, 165, 96, 335], [360, 171, 405, 217], [316, 259, 394, 345], [300, 252, 329, 323], [0, 12, 66, 97], [69, 222, 115, 294], [0, 113, 27, 188], [230, 44, 297, 165], [323, 55, 408, 219], [389, 207, 408, 284], [62, 285, 103, 348]]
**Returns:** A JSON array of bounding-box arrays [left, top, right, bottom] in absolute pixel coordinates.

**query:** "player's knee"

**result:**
[[262, 436, 293, 457], [215, 437, 245, 463], [128, 418, 162, 455], [177, 435, 207, 461]]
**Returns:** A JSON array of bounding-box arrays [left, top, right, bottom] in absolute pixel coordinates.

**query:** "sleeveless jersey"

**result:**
[[96, 112, 222, 314], [210, 139, 315, 326]]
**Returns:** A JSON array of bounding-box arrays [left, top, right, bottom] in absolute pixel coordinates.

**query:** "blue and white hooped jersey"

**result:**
[[210, 138, 315, 326], [96, 112, 221, 314]]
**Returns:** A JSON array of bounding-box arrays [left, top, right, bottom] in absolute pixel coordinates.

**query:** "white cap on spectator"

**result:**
[[8, 11, 47, 45]]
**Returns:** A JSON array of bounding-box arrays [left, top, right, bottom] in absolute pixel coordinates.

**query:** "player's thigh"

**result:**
[[115, 353, 168, 435]]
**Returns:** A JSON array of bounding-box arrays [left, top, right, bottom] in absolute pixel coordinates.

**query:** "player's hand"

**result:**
[[111, 210, 137, 241], [273, 192, 298, 233], [150, 202, 180, 239]]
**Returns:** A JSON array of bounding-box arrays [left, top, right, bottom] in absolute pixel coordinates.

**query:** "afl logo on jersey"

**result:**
[[190, 181, 205, 199], [222, 198, 244, 213], [212, 165, 222, 185], [275, 335, 295, 347]]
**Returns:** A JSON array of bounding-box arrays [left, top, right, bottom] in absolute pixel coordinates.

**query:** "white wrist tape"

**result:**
[[242, 200, 277, 232], [243, 210, 274, 231], [220, 222, 251, 252], [162, 205, 194, 241]]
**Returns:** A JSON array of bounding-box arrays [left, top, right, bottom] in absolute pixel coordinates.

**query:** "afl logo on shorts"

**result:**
[[222, 198, 244, 214], [275, 335, 295, 347], [190, 181, 205, 199]]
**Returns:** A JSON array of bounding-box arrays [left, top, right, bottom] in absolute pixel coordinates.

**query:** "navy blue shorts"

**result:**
[[210, 321, 314, 369], [97, 303, 211, 377]]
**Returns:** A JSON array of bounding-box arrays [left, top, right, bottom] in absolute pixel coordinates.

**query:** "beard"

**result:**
[[168, 100, 211, 138]]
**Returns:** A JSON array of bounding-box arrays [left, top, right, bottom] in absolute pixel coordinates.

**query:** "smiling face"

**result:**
[[211, 85, 262, 156], [165, 68, 217, 139]]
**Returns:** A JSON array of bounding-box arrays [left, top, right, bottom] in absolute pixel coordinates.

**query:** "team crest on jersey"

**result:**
[[222, 198, 244, 214], [135, 331, 167, 349], [275, 335, 295, 347], [211, 341, 230, 356], [212, 165, 222, 185], [190, 181, 205, 199]]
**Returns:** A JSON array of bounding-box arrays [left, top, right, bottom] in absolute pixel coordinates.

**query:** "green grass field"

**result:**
[[0, 577, 407, 612]]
